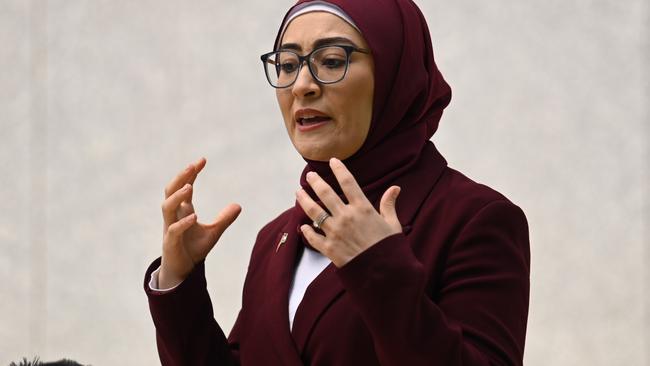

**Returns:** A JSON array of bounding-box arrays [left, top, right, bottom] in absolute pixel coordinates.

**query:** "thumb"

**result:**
[[379, 186, 401, 230], [205, 203, 242, 241]]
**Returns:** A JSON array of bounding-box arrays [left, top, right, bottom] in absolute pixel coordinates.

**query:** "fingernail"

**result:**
[[306, 171, 316, 180], [183, 184, 191, 191]]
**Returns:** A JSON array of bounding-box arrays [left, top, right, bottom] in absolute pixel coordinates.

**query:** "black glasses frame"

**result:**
[[260, 45, 370, 88]]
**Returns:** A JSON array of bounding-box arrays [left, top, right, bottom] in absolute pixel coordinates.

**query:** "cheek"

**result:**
[[343, 80, 374, 136], [358, 78, 375, 135], [276, 90, 293, 122]]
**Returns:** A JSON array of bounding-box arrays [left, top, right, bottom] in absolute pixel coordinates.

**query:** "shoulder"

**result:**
[[414, 166, 528, 241], [436, 167, 531, 271], [439, 167, 511, 204], [433, 166, 525, 216]]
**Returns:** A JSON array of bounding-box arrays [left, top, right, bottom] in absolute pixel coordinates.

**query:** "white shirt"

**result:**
[[287, 248, 331, 329]]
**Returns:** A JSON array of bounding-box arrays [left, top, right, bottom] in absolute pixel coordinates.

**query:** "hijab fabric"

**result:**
[[275, 0, 452, 244], [279, 1, 360, 40]]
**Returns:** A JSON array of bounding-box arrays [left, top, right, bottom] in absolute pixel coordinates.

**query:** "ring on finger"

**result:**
[[313, 211, 331, 229]]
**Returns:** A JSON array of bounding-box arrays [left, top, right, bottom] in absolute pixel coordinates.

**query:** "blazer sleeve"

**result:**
[[335, 200, 530, 366], [144, 258, 241, 366]]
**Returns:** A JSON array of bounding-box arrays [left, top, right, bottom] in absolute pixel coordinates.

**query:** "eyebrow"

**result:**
[[279, 36, 359, 51]]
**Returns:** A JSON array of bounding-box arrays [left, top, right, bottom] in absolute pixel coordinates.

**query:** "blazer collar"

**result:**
[[290, 261, 344, 353], [261, 216, 304, 366], [261, 212, 347, 359]]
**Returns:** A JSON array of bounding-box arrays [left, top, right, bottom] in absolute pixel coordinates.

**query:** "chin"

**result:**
[[298, 151, 331, 162], [294, 144, 333, 162], [292, 139, 358, 162]]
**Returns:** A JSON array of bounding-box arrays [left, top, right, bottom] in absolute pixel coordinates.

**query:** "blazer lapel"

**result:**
[[290, 261, 345, 354], [261, 219, 304, 366]]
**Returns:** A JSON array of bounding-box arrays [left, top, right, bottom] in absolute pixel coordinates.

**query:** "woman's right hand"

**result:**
[[158, 157, 242, 289]]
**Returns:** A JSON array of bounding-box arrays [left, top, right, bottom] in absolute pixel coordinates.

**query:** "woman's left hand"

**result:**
[[296, 158, 402, 267]]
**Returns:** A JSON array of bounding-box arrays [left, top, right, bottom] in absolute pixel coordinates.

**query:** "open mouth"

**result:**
[[294, 108, 332, 130], [297, 115, 332, 126]]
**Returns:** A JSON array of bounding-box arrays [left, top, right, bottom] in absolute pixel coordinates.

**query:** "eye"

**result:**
[[320, 57, 346, 69], [313, 47, 348, 69], [280, 60, 299, 73]]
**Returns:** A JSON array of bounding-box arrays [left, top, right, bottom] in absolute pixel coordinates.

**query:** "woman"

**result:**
[[144, 0, 530, 365]]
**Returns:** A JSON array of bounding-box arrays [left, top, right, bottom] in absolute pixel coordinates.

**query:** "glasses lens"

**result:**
[[264, 51, 299, 88], [310, 46, 348, 83]]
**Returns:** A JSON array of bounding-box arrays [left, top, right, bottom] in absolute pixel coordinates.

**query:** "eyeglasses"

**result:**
[[260, 45, 370, 88]]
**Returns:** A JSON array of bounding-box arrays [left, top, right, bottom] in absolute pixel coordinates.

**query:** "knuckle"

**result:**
[[339, 211, 352, 222], [339, 175, 354, 187], [166, 225, 178, 237], [328, 229, 342, 241], [161, 200, 169, 212], [339, 220, 352, 231], [360, 205, 374, 215], [324, 191, 339, 203], [312, 182, 325, 194], [322, 243, 335, 257], [310, 205, 323, 217], [168, 221, 187, 237]]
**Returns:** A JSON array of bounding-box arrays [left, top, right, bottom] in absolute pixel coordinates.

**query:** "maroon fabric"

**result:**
[[144, 167, 530, 365], [144, 0, 530, 365], [278, 0, 453, 235]]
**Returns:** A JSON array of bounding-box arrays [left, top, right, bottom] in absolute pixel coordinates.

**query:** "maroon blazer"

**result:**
[[144, 156, 530, 365]]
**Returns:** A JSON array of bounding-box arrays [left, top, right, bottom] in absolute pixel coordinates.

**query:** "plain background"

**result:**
[[1, 0, 647, 365]]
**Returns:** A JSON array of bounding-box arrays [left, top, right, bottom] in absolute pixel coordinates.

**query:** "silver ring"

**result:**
[[313, 211, 330, 229]]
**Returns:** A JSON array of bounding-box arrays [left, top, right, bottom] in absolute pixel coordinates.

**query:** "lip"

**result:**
[[294, 108, 332, 132]]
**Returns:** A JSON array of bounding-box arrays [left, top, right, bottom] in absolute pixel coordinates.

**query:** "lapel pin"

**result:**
[[276, 232, 289, 253]]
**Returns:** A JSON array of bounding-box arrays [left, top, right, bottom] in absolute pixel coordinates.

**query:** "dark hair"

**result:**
[[9, 357, 86, 366]]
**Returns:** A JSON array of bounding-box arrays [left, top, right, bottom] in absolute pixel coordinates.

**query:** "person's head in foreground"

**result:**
[[10, 357, 85, 366]]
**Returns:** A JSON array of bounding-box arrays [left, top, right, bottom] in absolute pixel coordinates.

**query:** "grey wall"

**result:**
[[1, 0, 647, 365]]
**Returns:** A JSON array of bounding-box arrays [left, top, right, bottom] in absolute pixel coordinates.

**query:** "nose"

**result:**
[[291, 61, 320, 98]]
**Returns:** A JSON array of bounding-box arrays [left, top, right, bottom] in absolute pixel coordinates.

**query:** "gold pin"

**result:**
[[276, 233, 288, 253]]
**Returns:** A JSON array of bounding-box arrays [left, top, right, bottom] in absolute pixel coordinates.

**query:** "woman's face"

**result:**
[[276, 12, 374, 161]]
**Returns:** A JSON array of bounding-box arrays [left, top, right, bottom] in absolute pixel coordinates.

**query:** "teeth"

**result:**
[[297, 114, 330, 124]]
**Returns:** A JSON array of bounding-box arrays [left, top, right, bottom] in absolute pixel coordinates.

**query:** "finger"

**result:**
[[296, 188, 329, 224], [186, 157, 207, 202], [329, 158, 367, 204], [188, 157, 207, 184], [177, 201, 195, 220], [166, 213, 197, 240], [305, 171, 345, 214], [164, 159, 203, 199], [379, 186, 402, 230], [202, 203, 242, 242], [162, 183, 193, 228], [299, 224, 327, 254]]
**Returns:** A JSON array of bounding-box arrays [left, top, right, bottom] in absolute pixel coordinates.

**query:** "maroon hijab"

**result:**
[[275, 0, 452, 239]]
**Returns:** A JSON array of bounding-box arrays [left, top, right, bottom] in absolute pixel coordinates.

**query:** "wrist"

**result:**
[[158, 263, 185, 289]]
